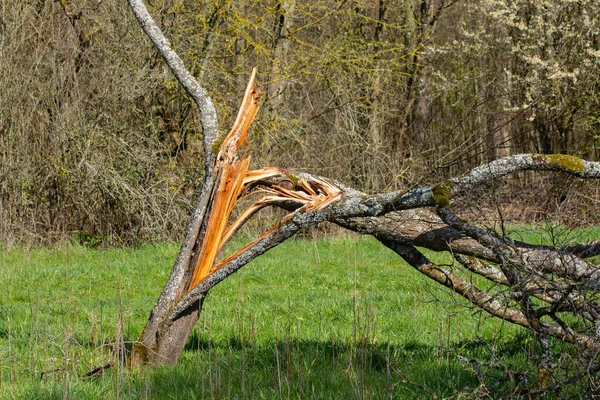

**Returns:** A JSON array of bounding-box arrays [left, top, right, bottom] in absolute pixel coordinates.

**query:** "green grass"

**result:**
[[0, 235, 583, 399]]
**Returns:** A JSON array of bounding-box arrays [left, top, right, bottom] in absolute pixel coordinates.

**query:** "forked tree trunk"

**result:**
[[126, 0, 600, 379], [127, 0, 220, 365]]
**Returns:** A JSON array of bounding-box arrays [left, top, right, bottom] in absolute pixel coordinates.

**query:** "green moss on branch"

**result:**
[[432, 181, 455, 208], [532, 154, 585, 173]]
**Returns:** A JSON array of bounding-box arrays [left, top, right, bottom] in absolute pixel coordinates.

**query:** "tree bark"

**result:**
[[127, 0, 220, 365]]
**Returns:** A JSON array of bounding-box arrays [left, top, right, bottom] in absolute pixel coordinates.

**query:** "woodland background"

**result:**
[[1, 0, 599, 245]]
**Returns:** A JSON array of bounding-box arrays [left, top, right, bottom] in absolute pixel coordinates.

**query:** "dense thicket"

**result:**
[[1, 0, 599, 244]]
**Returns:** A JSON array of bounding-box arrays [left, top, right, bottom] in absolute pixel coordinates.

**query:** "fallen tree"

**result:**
[[127, 0, 600, 394]]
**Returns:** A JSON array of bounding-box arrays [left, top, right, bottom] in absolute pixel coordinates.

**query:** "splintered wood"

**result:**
[[187, 71, 342, 292]]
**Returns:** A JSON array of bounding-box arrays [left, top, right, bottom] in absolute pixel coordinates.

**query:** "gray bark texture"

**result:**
[[126, 0, 600, 369], [127, 0, 219, 365]]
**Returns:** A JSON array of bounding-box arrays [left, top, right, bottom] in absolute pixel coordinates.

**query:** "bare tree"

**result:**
[[126, 0, 600, 393]]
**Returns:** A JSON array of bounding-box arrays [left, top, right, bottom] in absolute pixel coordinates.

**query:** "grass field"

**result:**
[[0, 233, 593, 399]]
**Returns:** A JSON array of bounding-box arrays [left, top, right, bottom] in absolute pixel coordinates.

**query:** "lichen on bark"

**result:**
[[432, 181, 455, 208], [532, 154, 585, 173]]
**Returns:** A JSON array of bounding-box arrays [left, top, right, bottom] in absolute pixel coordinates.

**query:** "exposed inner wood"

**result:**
[[187, 71, 342, 291]]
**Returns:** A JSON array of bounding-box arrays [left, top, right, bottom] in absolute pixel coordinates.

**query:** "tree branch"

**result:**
[[383, 242, 597, 348], [169, 207, 329, 320], [329, 154, 600, 218], [561, 239, 600, 259], [449, 154, 600, 200], [127, 0, 220, 168]]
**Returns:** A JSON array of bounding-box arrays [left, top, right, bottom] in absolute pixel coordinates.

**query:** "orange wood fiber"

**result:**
[[187, 69, 342, 293], [187, 70, 259, 291]]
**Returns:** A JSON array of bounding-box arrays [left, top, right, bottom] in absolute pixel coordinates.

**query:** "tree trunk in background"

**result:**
[[401, 0, 446, 151], [400, 0, 420, 150], [413, 75, 430, 154], [261, 0, 294, 159], [267, 0, 294, 114], [369, 70, 385, 150], [367, 0, 386, 150], [535, 114, 554, 154]]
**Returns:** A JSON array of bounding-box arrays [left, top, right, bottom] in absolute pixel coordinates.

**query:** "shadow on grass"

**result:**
[[142, 339, 469, 399], [157, 332, 524, 399], [8, 332, 580, 400]]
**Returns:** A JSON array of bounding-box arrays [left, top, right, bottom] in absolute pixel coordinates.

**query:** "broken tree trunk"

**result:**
[[128, 2, 342, 364], [127, 0, 600, 377]]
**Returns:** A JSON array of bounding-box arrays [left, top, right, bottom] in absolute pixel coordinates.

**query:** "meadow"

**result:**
[[0, 233, 591, 399]]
